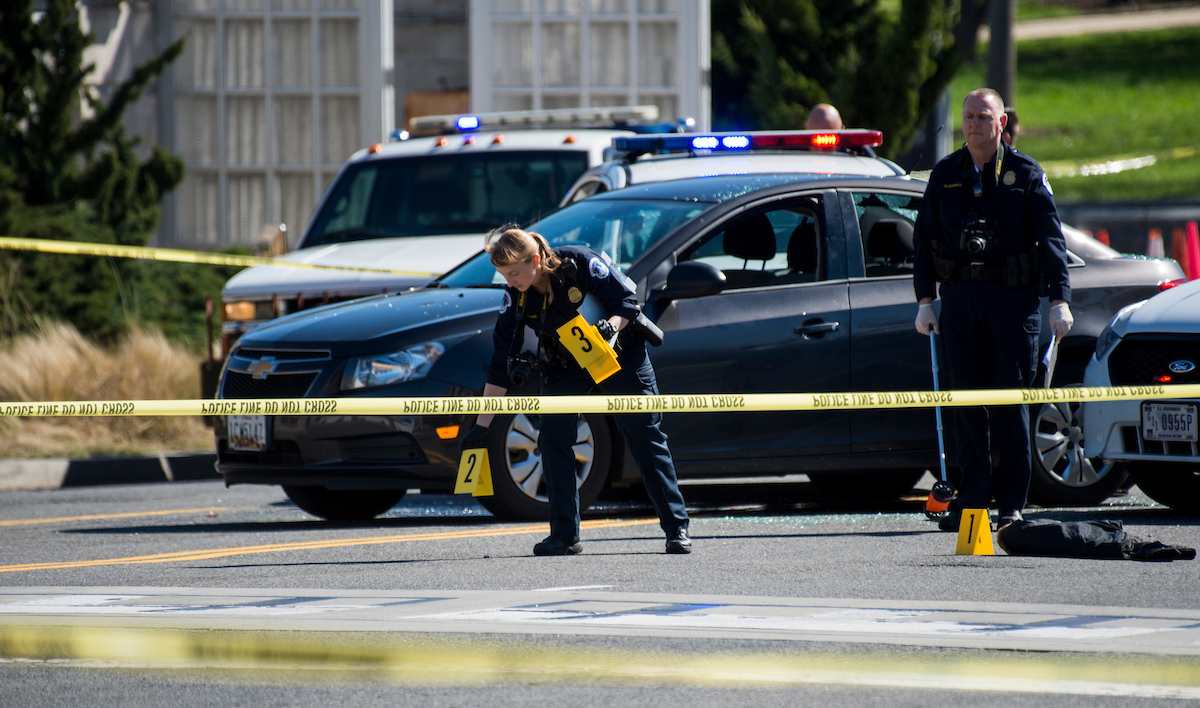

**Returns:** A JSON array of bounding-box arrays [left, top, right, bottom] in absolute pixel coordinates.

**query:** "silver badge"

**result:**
[[1003, 171, 1016, 186]]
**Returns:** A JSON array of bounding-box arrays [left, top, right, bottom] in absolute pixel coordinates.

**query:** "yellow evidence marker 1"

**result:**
[[954, 508, 995, 555], [556, 314, 620, 383], [455, 448, 492, 496]]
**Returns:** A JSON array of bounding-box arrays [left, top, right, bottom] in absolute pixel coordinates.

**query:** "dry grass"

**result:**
[[0, 322, 213, 458]]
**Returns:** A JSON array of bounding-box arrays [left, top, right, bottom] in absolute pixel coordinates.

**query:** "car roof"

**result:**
[[349, 129, 633, 162], [609, 151, 904, 182], [584, 172, 919, 203]]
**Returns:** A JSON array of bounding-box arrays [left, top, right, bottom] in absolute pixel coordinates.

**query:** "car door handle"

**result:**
[[794, 321, 840, 336]]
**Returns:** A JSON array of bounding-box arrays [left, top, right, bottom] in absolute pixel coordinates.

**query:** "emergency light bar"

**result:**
[[612, 129, 883, 155], [410, 105, 661, 134]]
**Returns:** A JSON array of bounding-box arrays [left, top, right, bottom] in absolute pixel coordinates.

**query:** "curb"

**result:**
[[0, 452, 219, 492]]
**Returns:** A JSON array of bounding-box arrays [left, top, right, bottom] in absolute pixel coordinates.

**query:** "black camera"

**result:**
[[959, 216, 995, 256], [507, 352, 540, 387]]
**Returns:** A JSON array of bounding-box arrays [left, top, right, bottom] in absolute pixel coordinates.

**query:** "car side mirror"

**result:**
[[653, 261, 727, 302]]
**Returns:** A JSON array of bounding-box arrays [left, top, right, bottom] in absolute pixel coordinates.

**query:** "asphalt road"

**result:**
[[1, 477, 1198, 706]]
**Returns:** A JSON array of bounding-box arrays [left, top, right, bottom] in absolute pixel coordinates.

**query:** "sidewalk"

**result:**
[[0, 452, 218, 492], [981, 5, 1200, 42]]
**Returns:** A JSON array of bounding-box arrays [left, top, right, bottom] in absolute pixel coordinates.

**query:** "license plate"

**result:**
[[227, 415, 269, 452], [1142, 403, 1198, 442]]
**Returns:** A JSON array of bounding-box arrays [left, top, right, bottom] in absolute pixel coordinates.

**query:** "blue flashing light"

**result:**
[[691, 136, 719, 150], [721, 135, 750, 149], [456, 115, 481, 131]]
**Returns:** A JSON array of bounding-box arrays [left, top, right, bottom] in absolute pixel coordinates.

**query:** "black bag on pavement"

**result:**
[[996, 518, 1196, 562]]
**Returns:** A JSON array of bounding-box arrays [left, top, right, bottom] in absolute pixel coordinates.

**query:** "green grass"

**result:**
[[950, 26, 1200, 201]]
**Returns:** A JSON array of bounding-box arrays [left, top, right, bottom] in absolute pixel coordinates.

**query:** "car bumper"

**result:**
[[215, 380, 473, 491], [1082, 360, 1200, 464]]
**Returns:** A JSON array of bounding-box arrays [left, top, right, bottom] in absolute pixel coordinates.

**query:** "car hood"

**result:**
[[234, 286, 503, 355], [1124, 279, 1200, 335], [221, 235, 482, 300]]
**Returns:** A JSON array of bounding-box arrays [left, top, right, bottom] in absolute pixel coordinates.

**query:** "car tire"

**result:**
[[282, 486, 407, 521], [1127, 462, 1200, 514], [807, 470, 926, 501], [476, 412, 613, 521], [1029, 395, 1127, 507]]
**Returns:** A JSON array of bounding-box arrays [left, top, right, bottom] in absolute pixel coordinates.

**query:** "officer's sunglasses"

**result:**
[[972, 172, 983, 199]]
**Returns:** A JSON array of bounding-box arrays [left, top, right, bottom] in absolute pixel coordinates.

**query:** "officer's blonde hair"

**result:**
[[485, 225, 562, 273]]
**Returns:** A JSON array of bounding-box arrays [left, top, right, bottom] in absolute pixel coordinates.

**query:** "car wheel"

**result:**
[[1127, 462, 1200, 514], [476, 412, 613, 521], [1029, 395, 1127, 507], [282, 486, 406, 521], [807, 470, 926, 501]]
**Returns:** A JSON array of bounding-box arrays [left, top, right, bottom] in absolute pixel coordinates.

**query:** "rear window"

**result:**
[[302, 151, 590, 248]]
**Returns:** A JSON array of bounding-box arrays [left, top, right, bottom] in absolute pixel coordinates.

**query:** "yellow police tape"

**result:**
[[2, 383, 1198, 418], [0, 236, 440, 277], [3, 625, 1200, 695]]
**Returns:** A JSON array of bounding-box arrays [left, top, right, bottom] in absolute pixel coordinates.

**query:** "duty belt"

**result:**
[[955, 262, 1003, 283]]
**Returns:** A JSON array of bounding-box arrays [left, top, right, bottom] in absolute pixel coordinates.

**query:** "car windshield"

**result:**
[[437, 198, 713, 288], [303, 151, 590, 248]]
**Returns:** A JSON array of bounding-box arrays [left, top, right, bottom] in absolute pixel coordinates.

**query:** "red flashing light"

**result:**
[[368, 142, 383, 154], [748, 129, 881, 151], [463, 135, 476, 145], [563, 134, 577, 144], [1159, 278, 1188, 291], [434, 136, 449, 147], [1157, 375, 1173, 383], [491, 134, 506, 145]]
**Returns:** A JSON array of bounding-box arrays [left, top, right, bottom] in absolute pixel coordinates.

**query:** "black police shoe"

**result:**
[[937, 511, 962, 532], [533, 535, 582, 556], [666, 528, 692, 554]]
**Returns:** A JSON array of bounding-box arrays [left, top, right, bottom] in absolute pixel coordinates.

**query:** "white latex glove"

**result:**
[[1049, 302, 1073, 338], [914, 302, 940, 336]]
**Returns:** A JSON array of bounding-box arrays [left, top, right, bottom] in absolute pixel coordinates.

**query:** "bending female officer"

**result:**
[[460, 226, 691, 556]]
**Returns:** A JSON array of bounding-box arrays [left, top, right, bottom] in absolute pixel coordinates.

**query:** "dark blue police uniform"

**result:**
[[913, 142, 1071, 516], [486, 245, 689, 540]]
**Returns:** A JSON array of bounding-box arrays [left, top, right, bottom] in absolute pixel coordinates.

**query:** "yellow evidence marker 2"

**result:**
[[455, 448, 493, 497], [955, 508, 995, 556], [556, 314, 620, 384]]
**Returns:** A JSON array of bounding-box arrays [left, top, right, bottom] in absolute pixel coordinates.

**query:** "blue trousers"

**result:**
[[939, 281, 1040, 512], [539, 344, 689, 538]]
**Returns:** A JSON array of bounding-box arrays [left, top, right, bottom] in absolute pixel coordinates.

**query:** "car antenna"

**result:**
[[904, 123, 944, 174]]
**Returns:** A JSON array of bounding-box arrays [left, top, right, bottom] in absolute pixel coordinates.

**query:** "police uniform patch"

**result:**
[[1003, 171, 1016, 186], [1042, 172, 1054, 195], [500, 291, 512, 314], [588, 257, 610, 279], [568, 286, 582, 303]]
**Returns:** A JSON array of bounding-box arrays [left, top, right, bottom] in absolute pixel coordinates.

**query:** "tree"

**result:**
[[712, 0, 962, 160], [0, 0, 185, 341]]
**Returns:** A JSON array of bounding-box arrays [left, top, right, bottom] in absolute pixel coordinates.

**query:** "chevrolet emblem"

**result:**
[[248, 356, 278, 379]]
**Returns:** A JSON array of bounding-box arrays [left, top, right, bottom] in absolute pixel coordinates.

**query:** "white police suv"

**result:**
[[219, 106, 663, 352]]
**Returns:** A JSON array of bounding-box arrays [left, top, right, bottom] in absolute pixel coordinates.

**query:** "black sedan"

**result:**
[[214, 174, 1184, 520]]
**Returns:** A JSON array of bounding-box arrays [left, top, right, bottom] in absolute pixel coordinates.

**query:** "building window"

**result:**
[[471, 0, 708, 130], [170, 1, 389, 248]]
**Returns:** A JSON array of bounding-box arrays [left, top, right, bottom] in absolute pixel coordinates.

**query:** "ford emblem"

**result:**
[[1168, 359, 1196, 374]]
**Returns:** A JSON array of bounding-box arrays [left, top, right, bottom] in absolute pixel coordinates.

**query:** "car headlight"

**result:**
[[341, 342, 446, 390], [1094, 300, 1147, 361], [1094, 326, 1120, 361]]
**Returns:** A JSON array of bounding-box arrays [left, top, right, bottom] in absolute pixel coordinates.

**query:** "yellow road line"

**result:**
[[0, 518, 658, 573], [0, 507, 245, 528]]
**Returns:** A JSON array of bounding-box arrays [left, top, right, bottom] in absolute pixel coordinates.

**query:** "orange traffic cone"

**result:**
[[1171, 226, 1189, 272], [1147, 227, 1165, 258], [1186, 221, 1200, 280]]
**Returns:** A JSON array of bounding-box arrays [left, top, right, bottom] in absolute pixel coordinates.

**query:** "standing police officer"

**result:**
[[461, 226, 691, 556], [913, 88, 1073, 531]]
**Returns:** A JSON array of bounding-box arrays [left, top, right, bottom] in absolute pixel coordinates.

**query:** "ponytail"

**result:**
[[485, 224, 561, 273]]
